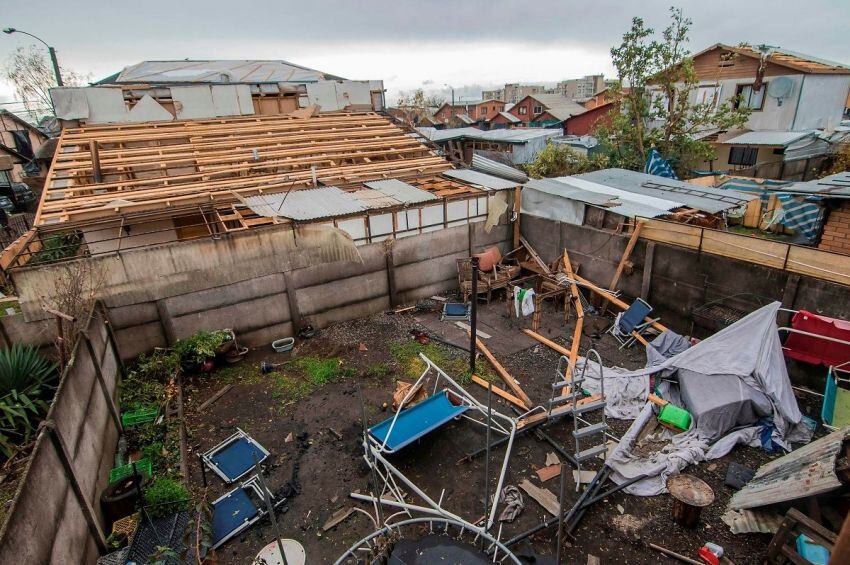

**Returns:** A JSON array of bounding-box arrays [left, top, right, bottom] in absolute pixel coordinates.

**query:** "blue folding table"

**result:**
[[369, 390, 469, 453]]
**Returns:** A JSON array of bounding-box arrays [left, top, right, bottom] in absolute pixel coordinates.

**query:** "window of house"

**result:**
[[0, 170, 10, 188], [481, 107, 487, 115], [519, 106, 528, 115], [728, 146, 758, 166], [695, 84, 721, 109], [735, 83, 766, 110], [533, 105, 543, 114]]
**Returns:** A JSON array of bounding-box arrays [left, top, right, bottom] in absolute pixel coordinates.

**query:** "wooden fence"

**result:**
[[0, 301, 123, 564], [640, 219, 850, 287]]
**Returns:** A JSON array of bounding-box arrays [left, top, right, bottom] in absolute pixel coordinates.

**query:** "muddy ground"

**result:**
[[182, 295, 820, 564]]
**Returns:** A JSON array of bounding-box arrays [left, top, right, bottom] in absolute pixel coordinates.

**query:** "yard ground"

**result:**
[[182, 295, 815, 564]]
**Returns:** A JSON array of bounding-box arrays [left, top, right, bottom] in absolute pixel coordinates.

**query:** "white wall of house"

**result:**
[[793, 74, 850, 130]]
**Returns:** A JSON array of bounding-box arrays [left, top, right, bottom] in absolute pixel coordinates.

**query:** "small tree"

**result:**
[[526, 144, 609, 179], [4, 45, 87, 123], [597, 7, 751, 176], [395, 88, 445, 124]]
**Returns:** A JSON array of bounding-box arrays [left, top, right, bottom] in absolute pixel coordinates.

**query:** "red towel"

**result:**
[[784, 310, 850, 367]]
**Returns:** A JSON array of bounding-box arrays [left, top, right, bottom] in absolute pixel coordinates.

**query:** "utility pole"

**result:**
[[3, 28, 64, 86]]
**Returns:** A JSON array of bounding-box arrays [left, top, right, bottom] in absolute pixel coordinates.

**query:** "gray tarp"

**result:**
[[594, 302, 811, 496]]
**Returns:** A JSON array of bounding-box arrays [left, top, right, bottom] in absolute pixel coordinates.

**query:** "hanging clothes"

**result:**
[[513, 286, 535, 317]]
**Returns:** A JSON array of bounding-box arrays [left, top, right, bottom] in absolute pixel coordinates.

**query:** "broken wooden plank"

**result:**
[[520, 236, 551, 274], [470, 375, 529, 410], [536, 464, 561, 482], [603, 221, 644, 313], [523, 329, 570, 357], [455, 321, 491, 339], [471, 334, 534, 409], [322, 506, 356, 531], [197, 383, 234, 412], [518, 479, 560, 516], [573, 273, 668, 333]]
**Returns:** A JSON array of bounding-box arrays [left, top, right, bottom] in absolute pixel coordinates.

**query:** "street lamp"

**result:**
[[3, 27, 63, 86]]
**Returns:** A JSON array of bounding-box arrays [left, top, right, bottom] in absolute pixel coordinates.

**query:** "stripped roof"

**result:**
[[723, 130, 816, 147], [101, 59, 340, 85], [694, 44, 850, 75], [38, 112, 451, 226]]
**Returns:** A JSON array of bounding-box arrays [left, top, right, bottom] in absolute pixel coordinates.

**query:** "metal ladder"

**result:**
[[548, 351, 607, 491]]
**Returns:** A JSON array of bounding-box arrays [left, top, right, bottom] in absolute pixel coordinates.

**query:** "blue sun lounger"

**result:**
[[369, 390, 469, 453], [202, 428, 270, 484]]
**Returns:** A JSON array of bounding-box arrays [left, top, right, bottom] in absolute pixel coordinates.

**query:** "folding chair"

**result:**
[[211, 474, 283, 549], [608, 298, 659, 349], [201, 428, 270, 484]]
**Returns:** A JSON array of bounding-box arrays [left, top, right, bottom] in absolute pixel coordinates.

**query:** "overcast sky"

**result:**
[[2, 0, 849, 114]]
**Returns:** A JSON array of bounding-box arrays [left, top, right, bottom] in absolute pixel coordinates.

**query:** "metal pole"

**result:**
[[252, 453, 288, 565], [483, 383, 492, 534], [357, 384, 385, 527], [48, 46, 63, 86], [469, 256, 479, 377], [556, 459, 566, 562]]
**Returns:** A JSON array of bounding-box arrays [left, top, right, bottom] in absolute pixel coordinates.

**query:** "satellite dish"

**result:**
[[767, 77, 793, 99]]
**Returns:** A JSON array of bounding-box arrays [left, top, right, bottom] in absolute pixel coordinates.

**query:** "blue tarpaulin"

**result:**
[[717, 178, 825, 243], [644, 149, 678, 179]]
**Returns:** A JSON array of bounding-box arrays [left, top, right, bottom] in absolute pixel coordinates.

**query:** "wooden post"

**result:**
[[640, 242, 655, 301], [513, 186, 522, 249], [602, 221, 643, 313], [283, 272, 303, 334], [83, 334, 122, 434], [90, 141, 103, 184], [42, 305, 75, 370], [472, 335, 533, 409], [574, 273, 669, 334], [44, 421, 109, 554], [385, 239, 398, 308]]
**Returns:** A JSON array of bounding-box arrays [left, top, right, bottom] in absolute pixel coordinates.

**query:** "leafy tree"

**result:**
[[4, 45, 88, 122], [526, 144, 609, 179], [396, 88, 445, 110], [596, 7, 751, 177]]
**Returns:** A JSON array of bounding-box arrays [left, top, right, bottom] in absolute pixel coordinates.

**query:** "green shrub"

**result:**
[[293, 357, 353, 386], [143, 477, 189, 518], [0, 345, 57, 457], [30, 231, 82, 264], [174, 330, 231, 365]]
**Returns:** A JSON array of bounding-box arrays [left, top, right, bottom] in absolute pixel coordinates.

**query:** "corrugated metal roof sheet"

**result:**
[[111, 60, 333, 84], [556, 176, 679, 218], [723, 130, 815, 147], [729, 427, 849, 510], [443, 169, 519, 191], [364, 179, 438, 204], [471, 154, 528, 183], [245, 187, 365, 220], [523, 178, 614, 206], [778, 171, 850, 198], [575, 169, 755, 213], [349, 189, 399, 209]]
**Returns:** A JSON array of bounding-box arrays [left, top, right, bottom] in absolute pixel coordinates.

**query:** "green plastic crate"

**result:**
[[109, 458, 153, 484], [121, 407, 158, 428]]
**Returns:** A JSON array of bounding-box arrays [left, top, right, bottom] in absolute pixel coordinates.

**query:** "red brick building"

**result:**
[[819, 201, 850, 255], [564, 101, 615, 136], [433, 99, 506, 124]]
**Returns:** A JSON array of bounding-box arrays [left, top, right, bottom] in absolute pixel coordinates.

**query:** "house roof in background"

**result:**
[[416, 126, 559, 144], [99, 59, 342, 85], [492, 111, 521, 123], [694, 44, 850, 75], [723, 130, 816, 146], [778, 171, 850, 198], [524, 93, 588, 120]]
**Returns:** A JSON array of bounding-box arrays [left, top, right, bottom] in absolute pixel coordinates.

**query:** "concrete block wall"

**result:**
[[818, 201, 850, 255], [521, 214, 850, 335], [5, 221, 511, 359]]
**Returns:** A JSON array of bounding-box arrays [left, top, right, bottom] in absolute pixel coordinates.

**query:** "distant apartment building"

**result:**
[[482, 84, 546, 104], [553, 75, 606, 101]]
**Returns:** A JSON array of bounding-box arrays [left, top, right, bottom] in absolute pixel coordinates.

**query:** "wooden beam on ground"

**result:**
[[197, 383, 234, 412], [518, 479, 560, 516], [523, 329, 570, 357], [603, 221, 643, 313], [470, 334, 533, 409], [470, 375, 529, 411], [561, 249, 584, 394], [573, 273, 668, 334]]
